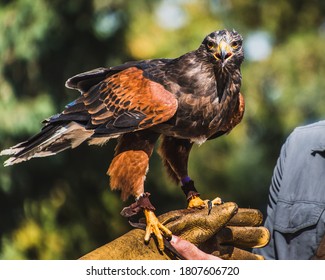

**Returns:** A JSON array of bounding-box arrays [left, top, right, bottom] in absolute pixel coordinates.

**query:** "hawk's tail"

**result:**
[[1, 122, 93, 166]]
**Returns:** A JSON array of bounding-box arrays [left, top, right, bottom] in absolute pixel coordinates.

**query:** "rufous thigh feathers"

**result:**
[[107, 150, 149, 200]]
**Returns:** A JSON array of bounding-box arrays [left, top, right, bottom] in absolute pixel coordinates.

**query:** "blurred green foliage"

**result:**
[[0, 0, 325, 259]]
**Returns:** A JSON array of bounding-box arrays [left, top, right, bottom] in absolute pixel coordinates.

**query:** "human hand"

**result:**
[[170, 235, 221, 260]]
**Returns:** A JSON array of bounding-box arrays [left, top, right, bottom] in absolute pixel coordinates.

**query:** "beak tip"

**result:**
[[215, 51, 233, 63], [215, 41, 233, 63]]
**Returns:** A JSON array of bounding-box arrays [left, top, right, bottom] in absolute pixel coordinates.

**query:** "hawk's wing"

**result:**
[[1, 64, 178, 165], [52, 65, 178, 137]]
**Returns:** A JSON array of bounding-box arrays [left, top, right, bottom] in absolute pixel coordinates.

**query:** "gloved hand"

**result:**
[[80, 202, 269, 260]]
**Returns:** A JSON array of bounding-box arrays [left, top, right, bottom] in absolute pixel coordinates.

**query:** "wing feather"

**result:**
[[63, 67, 178, 136]]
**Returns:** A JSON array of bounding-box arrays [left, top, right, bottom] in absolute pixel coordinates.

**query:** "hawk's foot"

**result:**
[[188, 195, 223, 214], [120, 192, 172, 251], [181, 178, 222, 212], [144, 209, 172, 251], [187, 195, 207, 209]]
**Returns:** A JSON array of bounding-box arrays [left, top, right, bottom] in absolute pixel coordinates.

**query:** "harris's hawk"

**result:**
[[1, 29, 245, 251]]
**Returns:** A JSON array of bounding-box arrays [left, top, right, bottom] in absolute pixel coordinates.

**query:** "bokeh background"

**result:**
[[0, 0, 325, 259]]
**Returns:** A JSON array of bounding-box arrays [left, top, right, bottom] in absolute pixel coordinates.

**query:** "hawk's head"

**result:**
[[200, 29, 244, 70]]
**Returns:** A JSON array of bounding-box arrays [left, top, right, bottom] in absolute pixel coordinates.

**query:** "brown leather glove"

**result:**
[[80, 202, 269, 260]]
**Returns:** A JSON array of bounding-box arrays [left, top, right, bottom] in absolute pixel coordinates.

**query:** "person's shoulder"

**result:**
[[295, 120, 325, 130], [291, 120, 325, 136], [288, 120, 325, 148]]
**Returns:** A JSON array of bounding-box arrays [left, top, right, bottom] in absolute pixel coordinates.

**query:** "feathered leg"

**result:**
[[157, 136, 192, 184], [107, 131, 171, 250], [158, 136, 217, 209]]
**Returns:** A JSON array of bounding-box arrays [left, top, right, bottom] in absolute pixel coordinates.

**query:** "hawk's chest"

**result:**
[[176, 92, 219, 126], [152, 62, 240, 143], [171, 93, 222, 141], [160, 78, 240, 144], [152, 93, 219, 143]]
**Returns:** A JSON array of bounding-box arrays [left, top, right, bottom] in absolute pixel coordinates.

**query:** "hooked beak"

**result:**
[[214, 41, 233, 64]]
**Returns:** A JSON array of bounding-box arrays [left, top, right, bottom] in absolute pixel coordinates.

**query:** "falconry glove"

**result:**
[[80, 202, 269, 260]]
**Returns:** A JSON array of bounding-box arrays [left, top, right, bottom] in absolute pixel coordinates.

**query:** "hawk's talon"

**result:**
[[165, 234, 172, 242], [207, 200, 213, 215], [144, 209, 172, 251]]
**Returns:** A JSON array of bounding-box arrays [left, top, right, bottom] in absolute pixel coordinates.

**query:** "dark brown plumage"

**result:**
[[1, 29, 245, 250]]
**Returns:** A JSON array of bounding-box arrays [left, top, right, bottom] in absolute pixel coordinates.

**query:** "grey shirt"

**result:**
[[254, 121, 325, 259]]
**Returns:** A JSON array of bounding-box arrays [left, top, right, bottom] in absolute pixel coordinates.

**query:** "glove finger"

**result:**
[[216, 226, 270, 248], [227, 208, 263, 226], [158, 202, 238, 246], [210, 245, 264, 260]]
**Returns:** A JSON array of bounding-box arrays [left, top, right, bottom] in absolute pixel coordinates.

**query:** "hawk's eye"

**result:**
[[231, 41, 240, 49], [207, 41, 214, 50]]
